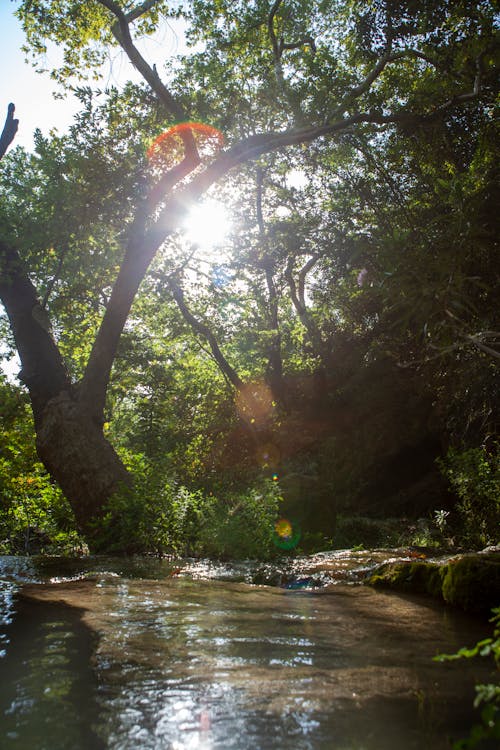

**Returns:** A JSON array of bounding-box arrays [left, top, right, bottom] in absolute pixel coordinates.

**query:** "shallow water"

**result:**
[[0, 554, 496, 749]]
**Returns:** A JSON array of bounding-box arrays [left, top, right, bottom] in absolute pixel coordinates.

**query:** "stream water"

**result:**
[[0, 551, 496, 750]]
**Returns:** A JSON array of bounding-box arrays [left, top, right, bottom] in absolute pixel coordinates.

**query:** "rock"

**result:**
[[365, 552, 500, 614]]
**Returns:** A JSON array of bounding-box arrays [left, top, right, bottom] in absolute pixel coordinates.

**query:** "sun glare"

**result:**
[[183, 201, 231, 252]]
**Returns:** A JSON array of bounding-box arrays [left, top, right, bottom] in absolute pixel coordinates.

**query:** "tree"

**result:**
[[0, 0, 496, 546]]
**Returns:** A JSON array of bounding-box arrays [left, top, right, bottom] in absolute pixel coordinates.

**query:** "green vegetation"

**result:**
[[94, 470, 283, 559], [0, 374, 83, 554], [435, 608, 500, 749], [438, 446, 500, 549], [0, 1, 498, 555]]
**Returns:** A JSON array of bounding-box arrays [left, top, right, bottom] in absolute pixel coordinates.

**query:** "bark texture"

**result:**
[[0, 240, 131, 543], [35, 392, 131, 539]]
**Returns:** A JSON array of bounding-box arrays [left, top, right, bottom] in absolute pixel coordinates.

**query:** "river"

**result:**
[[0, 552, 496, 749]]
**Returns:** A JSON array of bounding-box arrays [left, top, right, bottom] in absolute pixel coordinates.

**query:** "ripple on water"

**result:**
[[0, 555, 496, 750]]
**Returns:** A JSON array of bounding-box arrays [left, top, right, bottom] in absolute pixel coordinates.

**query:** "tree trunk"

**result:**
[[0, 241, 131, 546], [35, 391, 131, 542]]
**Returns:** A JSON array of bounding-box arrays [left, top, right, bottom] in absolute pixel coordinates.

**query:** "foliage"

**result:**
[[0, 375, 83, 554], [92, 451, 282, 559], [438, 445, 500, 548], [0, 373, 282, 557], [333, 515, 403, 549], [0, 1, 498, 551], [197, 479, 283, 559], [434, 608, 500, 749], [93, 471, 210, 556]]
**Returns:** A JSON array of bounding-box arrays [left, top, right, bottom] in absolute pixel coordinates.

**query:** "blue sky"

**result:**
[[0, 1, 79, 150], [0, 1, 188, 152]]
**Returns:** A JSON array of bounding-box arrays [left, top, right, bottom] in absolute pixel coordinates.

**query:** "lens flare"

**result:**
[[275, 519, 292, 537], [147, 121, 224, 171], [273, 518, 301, 550], [256, 441, 281, 469], [235, 382, 274, 428]]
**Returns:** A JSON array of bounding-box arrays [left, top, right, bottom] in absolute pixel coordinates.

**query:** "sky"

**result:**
[[0, 1, 188, 151], [0, 2, 78, 150]]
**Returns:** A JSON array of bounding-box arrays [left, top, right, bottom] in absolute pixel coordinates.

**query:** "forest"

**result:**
[[0, 0, 498, 558]]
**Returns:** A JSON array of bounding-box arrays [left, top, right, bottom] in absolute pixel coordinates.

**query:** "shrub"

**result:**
[[198, 479, 283, 560], [438, 445, 500, 548], [93, 454, 282, 559], [93, 459, 210, 556], [0, 462, 83, 555]]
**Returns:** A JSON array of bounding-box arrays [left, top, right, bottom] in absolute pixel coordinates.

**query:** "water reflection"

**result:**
[[0, 558, 495, 749], [0, 594, 103, 749]]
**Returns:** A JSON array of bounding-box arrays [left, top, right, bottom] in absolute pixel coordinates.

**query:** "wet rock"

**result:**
[[366, 552, 500, 614]]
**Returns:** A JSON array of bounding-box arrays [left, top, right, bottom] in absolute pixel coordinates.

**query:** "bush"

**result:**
[[93, 454, 283, 559], [93, 458, 211, 555], [0, 376, 83, 554], [334, 516, 404, 549], [198, 479, 283, 559], [438, 445, 500, 548]]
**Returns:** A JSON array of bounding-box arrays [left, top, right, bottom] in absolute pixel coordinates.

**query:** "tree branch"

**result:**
[[96, 0, 200, 165], [466, 332, 500, 360], [95, 0, 204, 222], [41, 244, 69, 309], [123, 0, 161, 24], [281, 36, 316, 54], [267, 0, 314, 122], [169, 279, 244, 389], [255, 166, 266, 236], [268, 0, 283, 64], [285, 254, 325, 361], [97, 0, 183, 119], [0, 103, 19, 160], [297, 253, 319, 309], [0, 242, 70, 418], [148, 150, 201, 205], [333, 33, 394, 115]]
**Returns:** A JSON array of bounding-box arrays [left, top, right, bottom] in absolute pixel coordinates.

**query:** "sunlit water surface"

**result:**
[[0, 553, 496, 749]]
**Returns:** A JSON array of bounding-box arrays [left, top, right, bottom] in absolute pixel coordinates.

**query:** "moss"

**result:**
[[366, 554, 500, 614], [367, 561, 444, 597], [441, 555, 500, 614]]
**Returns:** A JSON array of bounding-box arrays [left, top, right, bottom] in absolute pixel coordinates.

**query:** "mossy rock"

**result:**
[[367, 561, 445, 598], [366, 553, 500, 614], [441, 555, 500, 614]]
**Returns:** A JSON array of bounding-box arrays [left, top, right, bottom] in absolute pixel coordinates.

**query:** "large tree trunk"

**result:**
[[35, 391, 131, 541], [0, 241, 131, 545]]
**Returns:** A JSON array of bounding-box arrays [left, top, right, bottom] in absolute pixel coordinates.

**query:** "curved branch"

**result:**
[[285, 254, 325, 361], [169, 280, 244, 389], [281, 36, 316, 54], [297, 253, 319, 308], [96, 0, 199, 164], [97, 0, 183, 119], [123, 0, 161, 24], [148, 150, 201, 205], [0, 242, 70, 418]]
